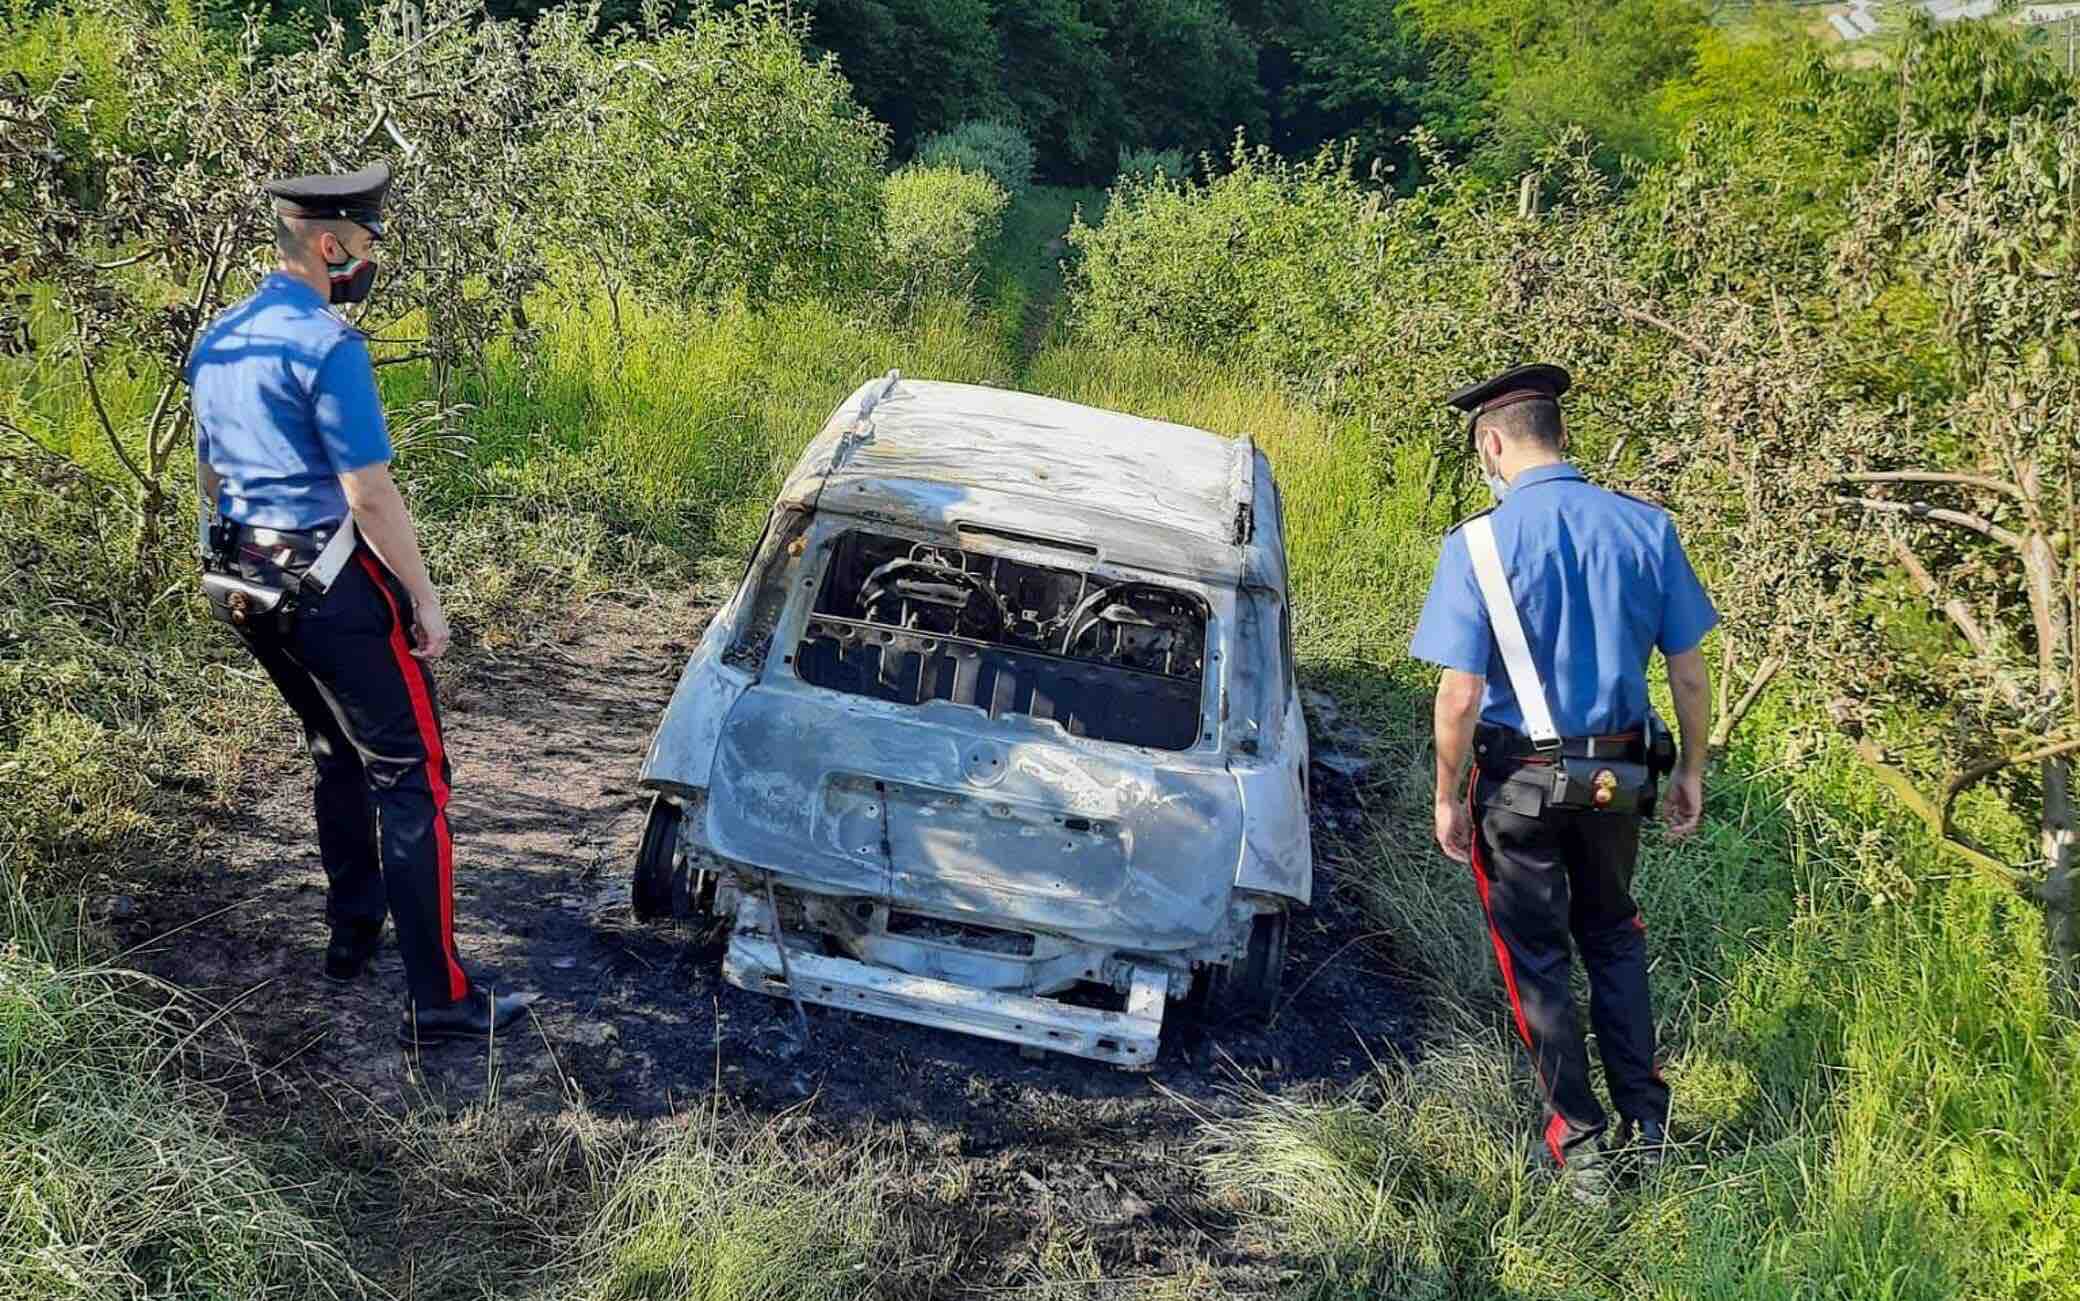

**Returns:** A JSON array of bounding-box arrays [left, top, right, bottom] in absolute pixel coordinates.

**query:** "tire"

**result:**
[[1230, 909, 1288, 1021], [633, 794, 682, 921], [1188, 909, 1288, 1024]]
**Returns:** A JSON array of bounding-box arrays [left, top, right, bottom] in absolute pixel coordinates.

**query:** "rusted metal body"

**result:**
[[636, 374, 1311, 1064]]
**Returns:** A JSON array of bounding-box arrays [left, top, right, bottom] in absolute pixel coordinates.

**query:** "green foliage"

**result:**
[[914, 119, 1038, 197], [1402, 0, 1711, 174], [533, 0, 888, 314], [1273, 0, 1482, 182], [801, 0, 1000, 153], [881, 164, 1011, 306], [1114, 144, 1187, 185], [1067, 139, 1465, 393], [1094, 0, 1266, 168]]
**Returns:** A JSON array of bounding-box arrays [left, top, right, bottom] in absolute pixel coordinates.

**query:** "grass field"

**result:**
[[4, 179, 2077, 1299]]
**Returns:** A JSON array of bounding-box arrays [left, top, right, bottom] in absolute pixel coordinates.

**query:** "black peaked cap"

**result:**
[[1445, 362, 1571, 446], [265, 161, 393, 231]]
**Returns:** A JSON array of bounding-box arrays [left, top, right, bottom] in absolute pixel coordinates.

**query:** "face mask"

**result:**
[[325, 246, 378, 305], [1480, 447, 1509, 502]]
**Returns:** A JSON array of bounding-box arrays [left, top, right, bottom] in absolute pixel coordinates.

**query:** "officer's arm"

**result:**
[[1433, 669, 1485, 795], [339, 464, 439, 609], [1665, 647, 1711, 775]]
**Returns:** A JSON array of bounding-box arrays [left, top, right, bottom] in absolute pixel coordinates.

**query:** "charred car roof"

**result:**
[[778, 375, 1283, 589]]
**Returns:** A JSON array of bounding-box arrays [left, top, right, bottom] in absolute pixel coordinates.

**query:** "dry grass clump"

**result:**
[[557, 1115, 906, 1301]]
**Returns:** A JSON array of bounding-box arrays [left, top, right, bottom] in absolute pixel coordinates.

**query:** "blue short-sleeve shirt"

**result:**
[[1408, 462, 1718, 736], [186, 273, 391, 530]]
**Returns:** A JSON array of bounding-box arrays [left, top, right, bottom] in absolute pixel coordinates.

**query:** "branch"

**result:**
[[373, 350, 434, 368], [147, 225, 228, 473], [366, 11, 466, 77], [350, 102, 391, 152], [1710, 655, 1784, 749], [93, 249, 162, 271], [1854, 742, 2030, 892], [1614, 303, 1712, 360], [382, 114, 417, 160], [1884, 528, 1991, 656], [1839, 470, 2027, 502], [1941, 735, 2080, 840], [73, 323, 147, 492], [1837, 495, 2027, 552]]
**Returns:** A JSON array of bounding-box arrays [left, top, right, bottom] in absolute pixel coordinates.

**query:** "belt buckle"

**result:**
[[1531, 734, 1563, 758]]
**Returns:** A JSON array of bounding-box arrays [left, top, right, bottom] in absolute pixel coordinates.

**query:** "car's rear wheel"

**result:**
[[1231, 909, 1288, 1019], [1189, 909, 1288, 1023], [632, 794, 681, 921]]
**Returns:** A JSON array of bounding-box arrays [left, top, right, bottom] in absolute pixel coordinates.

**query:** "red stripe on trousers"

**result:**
[[1465, 773, 1567, 1164], [360, 552, 468, 1002], [1544, 1113, 1569, 1167]]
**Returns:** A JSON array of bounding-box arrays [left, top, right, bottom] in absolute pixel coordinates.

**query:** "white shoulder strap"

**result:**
[[307, 517, 359, 592], [1462, 515, 1559, 748]]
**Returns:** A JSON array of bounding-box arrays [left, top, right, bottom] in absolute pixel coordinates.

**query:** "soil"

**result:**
[[131, 588, 1415, 1296]]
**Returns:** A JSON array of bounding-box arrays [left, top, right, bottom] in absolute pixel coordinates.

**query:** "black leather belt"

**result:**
[[1474, 725, 1644, 765]]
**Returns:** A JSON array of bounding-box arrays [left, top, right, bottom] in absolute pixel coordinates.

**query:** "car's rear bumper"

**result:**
[[722, 893, 1168, 1068]]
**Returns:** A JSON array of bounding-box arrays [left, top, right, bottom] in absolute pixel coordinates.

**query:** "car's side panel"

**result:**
[[1228, 586, 1313, 903]]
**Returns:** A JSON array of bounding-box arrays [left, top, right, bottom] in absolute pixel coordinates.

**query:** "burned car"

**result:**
[[632, 373, 1310, 1067]]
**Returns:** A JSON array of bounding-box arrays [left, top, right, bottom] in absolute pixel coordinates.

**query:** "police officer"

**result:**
[[1408, 364, 1716, 1202], [187, 162, 527, 1047]]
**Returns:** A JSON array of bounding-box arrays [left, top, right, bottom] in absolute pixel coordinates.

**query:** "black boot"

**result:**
[[1613, 1115, 1670, 1172], [323, 921, 383, 983], [397, 987, 532, 1047]]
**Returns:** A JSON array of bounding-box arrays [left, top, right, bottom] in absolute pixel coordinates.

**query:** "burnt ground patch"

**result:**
[[130, 587, 1416, 1296]]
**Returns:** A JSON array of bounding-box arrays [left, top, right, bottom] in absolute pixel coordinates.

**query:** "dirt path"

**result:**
[[135, 588, 1414, 1293]]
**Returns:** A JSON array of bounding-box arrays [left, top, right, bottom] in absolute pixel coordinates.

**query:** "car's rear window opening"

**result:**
[[795, 531, 1209, 750]]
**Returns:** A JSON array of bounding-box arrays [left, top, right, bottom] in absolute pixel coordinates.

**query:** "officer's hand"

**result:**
[[1662, 765, 1705, 839], [411, 593, 452, 660], [1434, 795, 1473, 864]]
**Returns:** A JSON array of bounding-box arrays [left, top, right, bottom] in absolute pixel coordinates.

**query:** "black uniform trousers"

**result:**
[[231, 543, 472, 1010], [1467, 767, 1669, 1165]]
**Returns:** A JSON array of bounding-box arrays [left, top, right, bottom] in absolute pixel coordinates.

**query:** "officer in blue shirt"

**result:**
[[188, 162, 525, 1047], [1409, 364, 1717, 1201]]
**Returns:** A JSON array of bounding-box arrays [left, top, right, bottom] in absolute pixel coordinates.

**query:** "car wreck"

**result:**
[[632, 373, 1311, 1067]]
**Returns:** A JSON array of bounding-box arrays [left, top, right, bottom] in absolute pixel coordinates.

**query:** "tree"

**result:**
[[802, 0, 1001, 155], [531, 0, 888, 325], [0, 0, 557, 573]]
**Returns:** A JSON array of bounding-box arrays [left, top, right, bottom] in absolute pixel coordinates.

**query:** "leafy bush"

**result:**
[[880, 164, 1011, 305], [1068, 140, 1429, 389], [532, 0, 889, 317], [1114, 144, 1186, 185], [914, 119, 1036, 197]]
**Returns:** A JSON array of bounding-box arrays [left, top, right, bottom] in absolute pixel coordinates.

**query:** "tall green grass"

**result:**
[[0, 880, 360, 1300]]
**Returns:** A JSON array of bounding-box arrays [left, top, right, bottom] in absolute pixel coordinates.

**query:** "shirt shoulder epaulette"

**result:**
[[1610, 487, 1669, 514], [1444, 506, 1495, 537]]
